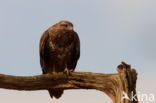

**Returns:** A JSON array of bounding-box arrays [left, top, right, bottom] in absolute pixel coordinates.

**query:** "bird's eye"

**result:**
[[61, 24, 68, 27], [64, 24, 68, 27]]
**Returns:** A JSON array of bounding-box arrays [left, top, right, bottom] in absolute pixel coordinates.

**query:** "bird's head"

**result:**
[[56, 20, 74, 31]]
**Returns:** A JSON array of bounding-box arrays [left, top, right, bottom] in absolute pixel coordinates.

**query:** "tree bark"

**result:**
[[0, 62, 138, 103]]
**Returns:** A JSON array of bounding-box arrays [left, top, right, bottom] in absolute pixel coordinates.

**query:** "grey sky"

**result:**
[[0, 0, 155, 103]]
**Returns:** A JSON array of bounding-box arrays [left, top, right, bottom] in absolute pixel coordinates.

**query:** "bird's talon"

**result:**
[[64, 68, 69, 75], [70, 69, 74, 72], [50, 72, 57, 75], [64, 68, 73, 76]]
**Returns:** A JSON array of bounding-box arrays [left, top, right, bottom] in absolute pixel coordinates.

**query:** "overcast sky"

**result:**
[[0, 0, 156, 103]]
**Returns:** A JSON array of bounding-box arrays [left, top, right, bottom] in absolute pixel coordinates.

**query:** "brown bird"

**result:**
[[39, 20, 80, 99]]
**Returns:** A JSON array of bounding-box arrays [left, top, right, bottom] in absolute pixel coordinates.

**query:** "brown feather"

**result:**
[[39, 21, 80, 98]]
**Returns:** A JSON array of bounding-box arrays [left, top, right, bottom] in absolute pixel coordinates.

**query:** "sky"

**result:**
[[0, 0, 156, 103]]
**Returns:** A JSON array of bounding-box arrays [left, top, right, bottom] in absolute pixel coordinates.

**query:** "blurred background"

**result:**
[[0, 0, 155, 103]]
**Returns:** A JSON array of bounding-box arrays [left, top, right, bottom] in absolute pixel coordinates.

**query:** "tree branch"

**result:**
[[0, 62, 138, 103]]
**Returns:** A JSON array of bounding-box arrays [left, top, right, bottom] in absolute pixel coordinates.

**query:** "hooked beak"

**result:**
[[67, 26, 73, 30]]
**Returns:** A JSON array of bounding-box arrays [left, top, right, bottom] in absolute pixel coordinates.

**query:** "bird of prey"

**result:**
[[39, 20, 80, 99]]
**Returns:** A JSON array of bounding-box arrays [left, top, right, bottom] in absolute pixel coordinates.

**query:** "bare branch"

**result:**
[[0, 62, 138, 103]]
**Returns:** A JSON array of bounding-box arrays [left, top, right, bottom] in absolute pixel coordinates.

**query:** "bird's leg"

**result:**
[[64, 67, 74, 76], [64, 68, 70, 76]]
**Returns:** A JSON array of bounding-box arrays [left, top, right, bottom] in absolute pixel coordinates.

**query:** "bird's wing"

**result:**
[[72, 32, 80, 69], [39, 30, 50, 74]]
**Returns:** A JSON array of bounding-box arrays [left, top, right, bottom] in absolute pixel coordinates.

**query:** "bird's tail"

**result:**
[[48, 89, 64, 99]]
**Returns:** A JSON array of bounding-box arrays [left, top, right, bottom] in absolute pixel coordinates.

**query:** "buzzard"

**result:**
[[39, 20, 80, 99]]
